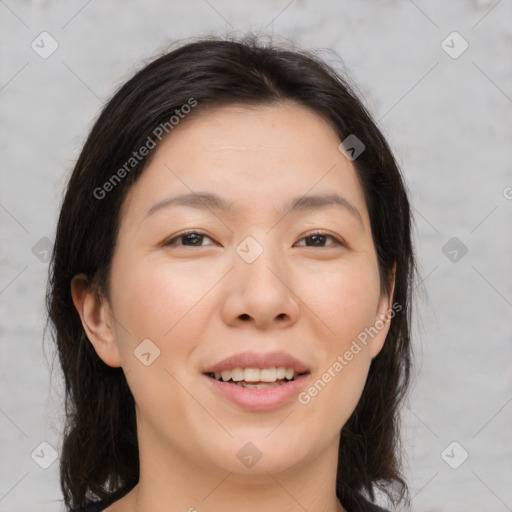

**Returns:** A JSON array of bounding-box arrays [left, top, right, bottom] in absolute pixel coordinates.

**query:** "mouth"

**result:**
[[201, 351, 312, 410], [204, 367, 310, 389], [202, 370, 311, 412]]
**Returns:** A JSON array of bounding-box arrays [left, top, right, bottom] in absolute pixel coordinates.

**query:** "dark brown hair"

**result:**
[[46, 34, 417, 511]]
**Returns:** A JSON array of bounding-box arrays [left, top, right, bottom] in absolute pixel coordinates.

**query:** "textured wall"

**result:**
[[1, 1, 511, 511]]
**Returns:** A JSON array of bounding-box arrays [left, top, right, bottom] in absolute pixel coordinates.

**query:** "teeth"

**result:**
[[244, 368, 260, 382], [211, 367, 301, 383], [260, 368, 276, 382], [231, 368, 244, 382]]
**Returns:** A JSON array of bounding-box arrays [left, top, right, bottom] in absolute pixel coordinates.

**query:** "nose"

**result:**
[[220, 241, 301, 330]]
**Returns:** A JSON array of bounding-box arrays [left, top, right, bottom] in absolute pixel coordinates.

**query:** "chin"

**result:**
[[201, 434, 311, 476]]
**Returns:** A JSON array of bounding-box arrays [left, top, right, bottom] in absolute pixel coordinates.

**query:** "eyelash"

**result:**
[[163, 229, 344, 248]]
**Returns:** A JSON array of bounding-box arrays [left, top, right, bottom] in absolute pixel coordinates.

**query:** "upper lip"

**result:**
[[203, 351, 310, 374]]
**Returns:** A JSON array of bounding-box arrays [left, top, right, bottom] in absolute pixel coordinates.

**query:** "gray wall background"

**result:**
[[1, 0, 511, 511]]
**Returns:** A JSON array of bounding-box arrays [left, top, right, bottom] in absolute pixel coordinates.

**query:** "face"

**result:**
[[72, 101, 394, 479]]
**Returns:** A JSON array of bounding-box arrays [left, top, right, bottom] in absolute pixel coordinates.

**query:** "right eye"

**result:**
[[163, 230, 216, 247]]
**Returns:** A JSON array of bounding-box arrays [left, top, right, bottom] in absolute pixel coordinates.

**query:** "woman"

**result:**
[[47, 35, 417, 512]]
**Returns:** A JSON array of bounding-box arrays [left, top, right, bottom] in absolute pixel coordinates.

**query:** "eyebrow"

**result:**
[[144, 192, 364, 227]]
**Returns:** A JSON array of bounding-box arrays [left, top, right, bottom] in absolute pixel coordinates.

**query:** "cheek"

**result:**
[[299, 258, 381, 343], [294, 261, 380, 424], [301, 354, 371, 435], [108, 254, 231, 398], [110, 257, 215, 345], [107, 256, 222, 415], [108, 259, 213, 422]]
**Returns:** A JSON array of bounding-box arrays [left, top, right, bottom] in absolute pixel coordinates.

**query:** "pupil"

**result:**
[[307, 235, 325, 246], [185, 234, 201, 245]]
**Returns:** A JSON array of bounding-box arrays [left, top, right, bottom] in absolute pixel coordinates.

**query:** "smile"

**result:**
[[203, 370, 311, 411], [207, 366, 306, 386]]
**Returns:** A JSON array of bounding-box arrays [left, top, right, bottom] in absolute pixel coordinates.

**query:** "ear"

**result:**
[[370, 263, 397, 359], [70, 274, 123, 367]]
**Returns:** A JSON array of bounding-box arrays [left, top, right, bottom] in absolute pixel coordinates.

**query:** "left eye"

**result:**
[[295, 232, 342, 248]]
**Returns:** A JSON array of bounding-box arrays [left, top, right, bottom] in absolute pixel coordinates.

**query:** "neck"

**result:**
[[113, 428, 346, 512]]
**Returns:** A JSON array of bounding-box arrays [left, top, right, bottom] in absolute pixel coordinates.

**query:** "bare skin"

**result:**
[[71, 101, 395, 512]]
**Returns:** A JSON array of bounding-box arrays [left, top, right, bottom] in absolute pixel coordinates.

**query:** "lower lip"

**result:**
[[203, 374, 310, 412]]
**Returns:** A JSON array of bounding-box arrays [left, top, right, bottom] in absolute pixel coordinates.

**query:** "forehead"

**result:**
[[120, 101, 369, 226]]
